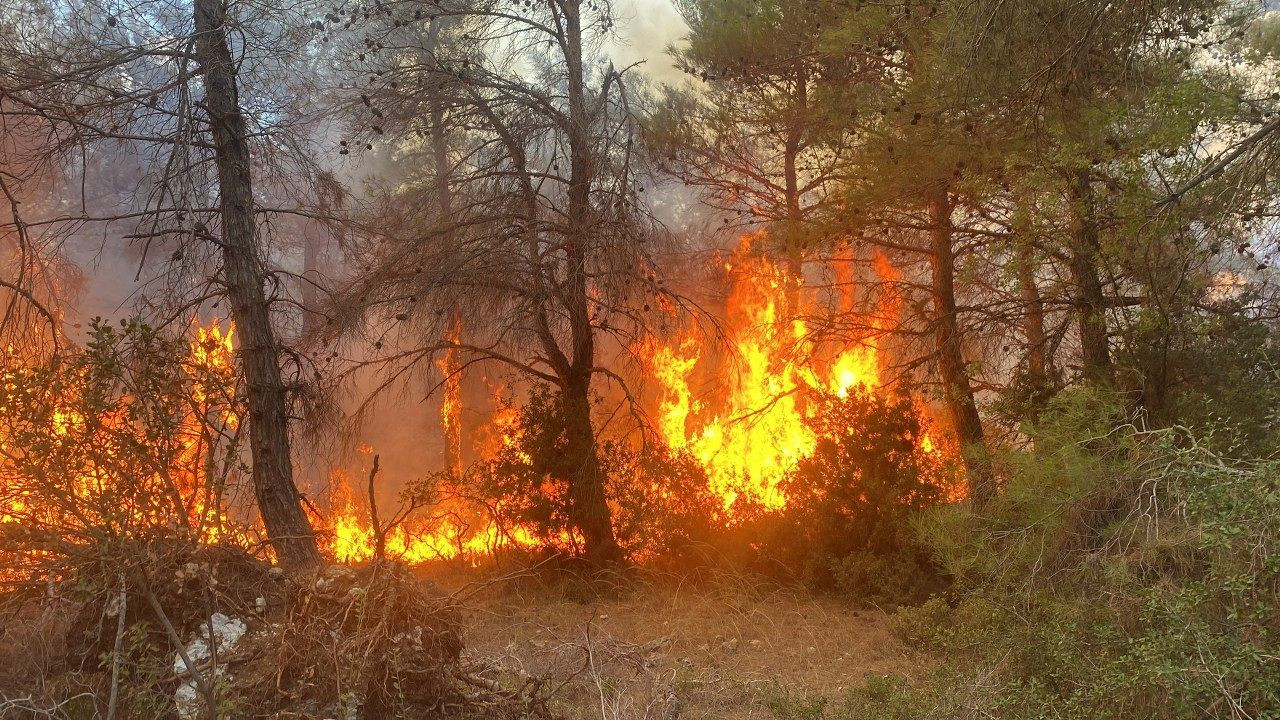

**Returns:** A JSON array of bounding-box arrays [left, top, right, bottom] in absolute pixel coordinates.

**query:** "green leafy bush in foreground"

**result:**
[[808, 390, 1279, 720]]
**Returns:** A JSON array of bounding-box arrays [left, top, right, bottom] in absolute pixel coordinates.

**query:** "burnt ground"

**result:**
[[449, 569, 926, 719]]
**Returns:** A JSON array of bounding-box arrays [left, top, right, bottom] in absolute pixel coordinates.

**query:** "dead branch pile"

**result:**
[[235, 562, 546, 719], [1, 544, 550, 719]]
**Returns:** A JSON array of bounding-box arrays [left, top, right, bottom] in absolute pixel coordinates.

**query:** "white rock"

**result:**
[[175, 680, 202, 720], [172, 613, 247, 675], [173, 613, 249, 720]]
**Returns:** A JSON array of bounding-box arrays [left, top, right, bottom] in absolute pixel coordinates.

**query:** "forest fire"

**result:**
[[0, 320, 249, 577], [0, 243, 944, 571], [639, 235, 937, 514]]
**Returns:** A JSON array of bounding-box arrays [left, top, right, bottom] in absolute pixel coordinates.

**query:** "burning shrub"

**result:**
[[732, 389, 958, 605], [604, 441, 719, 562], [0, 318, 252, 584], [470, 387, 718, 561], [0, 318, 260, 714]]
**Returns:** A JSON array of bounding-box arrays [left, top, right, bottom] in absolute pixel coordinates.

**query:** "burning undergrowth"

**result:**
[[0, 240, 959, 716], [0, 236, 960, 578], [312, 235, 961, 582]]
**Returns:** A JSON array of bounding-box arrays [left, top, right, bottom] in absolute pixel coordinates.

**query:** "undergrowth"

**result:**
[[772, 390, 1280, 720]]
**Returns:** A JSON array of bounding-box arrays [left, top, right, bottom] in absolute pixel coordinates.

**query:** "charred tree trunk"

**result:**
[[1068, 170, 1112, 385], [560, 0, 620, 565], [781, 72, 806, 318], [428, 17, 463, 477], [193, 0, 321, 568], [438, 313, 462, 478], [561, 369, 620, 565], [926, 187, 990, 506]]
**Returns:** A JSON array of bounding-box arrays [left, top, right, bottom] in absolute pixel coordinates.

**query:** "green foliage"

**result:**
[[836, 389, 1280, 719], [726, 390, 957, 605], [1128, 308, 1280, 454]]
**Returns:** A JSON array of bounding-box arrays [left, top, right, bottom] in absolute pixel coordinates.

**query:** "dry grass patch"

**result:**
[[452, 569, 926, 719]]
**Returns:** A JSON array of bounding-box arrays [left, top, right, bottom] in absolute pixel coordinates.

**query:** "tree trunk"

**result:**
[[780, 72, 806, 318], [560, 0, 620, 564], [193, 0, 321, 568], [428, 18, 463, 477], [561, 370, 621, 565], [300, 231, 321, 337], [1067, 170, 1112, 384], [926, 187, 990, 506], [1017, 241, 1053, 402], [438, 313, 462, 477]]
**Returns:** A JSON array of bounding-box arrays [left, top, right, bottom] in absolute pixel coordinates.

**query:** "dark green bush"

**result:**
[[728, 389, 957, 605], [834, 389, 1280, 720]]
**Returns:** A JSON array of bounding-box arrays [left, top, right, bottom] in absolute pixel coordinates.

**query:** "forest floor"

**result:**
[[446, 569, 926, 719]]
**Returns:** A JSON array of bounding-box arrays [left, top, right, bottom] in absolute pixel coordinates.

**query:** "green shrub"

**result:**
[[739, 390, 957, 605], [843, 388, 1280, 719]]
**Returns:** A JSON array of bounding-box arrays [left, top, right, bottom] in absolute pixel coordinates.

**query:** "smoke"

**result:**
[[607, 0, 690, 86]]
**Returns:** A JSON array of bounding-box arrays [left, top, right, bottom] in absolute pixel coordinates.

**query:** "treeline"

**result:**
[[2, 0, 1280, 568]]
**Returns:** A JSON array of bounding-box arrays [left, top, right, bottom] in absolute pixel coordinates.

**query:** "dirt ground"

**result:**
[[447, 569, 925, 720]]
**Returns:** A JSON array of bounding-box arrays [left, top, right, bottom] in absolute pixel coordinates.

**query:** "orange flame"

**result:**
[[0, 318, 252, 575], [436, 314, 463, 477], [640, 235, 930, 514]]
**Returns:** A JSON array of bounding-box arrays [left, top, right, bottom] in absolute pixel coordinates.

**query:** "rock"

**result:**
[[172, 613, 247, 675], [173, 613, 248, 720], [175, 680, 202, 720]]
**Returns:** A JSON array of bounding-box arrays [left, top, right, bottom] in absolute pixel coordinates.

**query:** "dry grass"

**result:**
[[443, 568, 927, 720]]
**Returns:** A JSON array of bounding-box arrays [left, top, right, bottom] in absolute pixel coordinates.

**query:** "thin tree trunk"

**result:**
[[300, 231, 321, 337], [438, 313, 462, 477], [926, 187, 990, 505], [561, 0, 620, 564], [781, 72, 806, 318], [1068, 169, 1111, 384], [1017, 241, 1053, 400], [428, 19, 463, 476], [193, 0, 321, 568]]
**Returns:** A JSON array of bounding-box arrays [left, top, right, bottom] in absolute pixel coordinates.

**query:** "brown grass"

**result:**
[[441, 567, 928, 720]]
